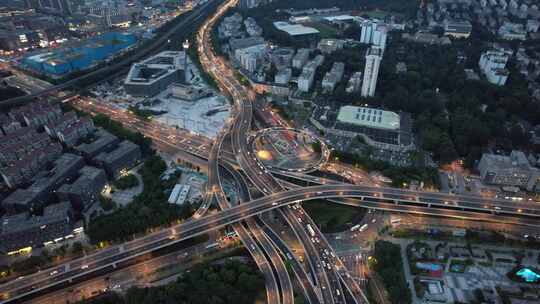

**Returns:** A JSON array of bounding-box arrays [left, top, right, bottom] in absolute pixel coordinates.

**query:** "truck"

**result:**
[[306, 224, 316, 237], [390, 216, 401, 226]]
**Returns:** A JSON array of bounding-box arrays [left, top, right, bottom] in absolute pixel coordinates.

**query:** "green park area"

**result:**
[[303, 200, 365, 233], [76, 260, 265, 304]]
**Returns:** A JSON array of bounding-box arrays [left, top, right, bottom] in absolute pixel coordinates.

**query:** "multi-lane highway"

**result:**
[[198, 1, 365, 303], [4, 0, 540, 302], [4, 171, 540, 302]]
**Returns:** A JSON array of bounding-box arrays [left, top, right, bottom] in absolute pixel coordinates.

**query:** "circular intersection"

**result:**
[[250, 127, 330, 173]]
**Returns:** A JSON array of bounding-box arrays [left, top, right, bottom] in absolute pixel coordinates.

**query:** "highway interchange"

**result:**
[[2, 0, 540, 302]]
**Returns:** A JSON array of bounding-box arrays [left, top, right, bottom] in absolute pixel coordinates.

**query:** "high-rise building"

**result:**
[[24, 0, 73, 15], [361, 47, 383, 97], [360, 21, 388, 50]]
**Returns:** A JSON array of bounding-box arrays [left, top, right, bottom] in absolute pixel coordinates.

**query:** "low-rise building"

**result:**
[[94, 140, 141, 178], [56, 117, 95, 147], [8, 100, 62, 128], [479, 49, 511, 86], [229, 36, 265, 54], [478, 151, 540, 191], [444, 19, 472, 38], [57, 166, 107, 212], [498, 22, 527, 40], [273, 21, 320, 39], [2, 153, 84, 214], [75, 129, 119, 159], [317, 39, 344, 54], [168, 184, 190, 205], [0, 115, 22, 135], [0, 201, 74, 255]]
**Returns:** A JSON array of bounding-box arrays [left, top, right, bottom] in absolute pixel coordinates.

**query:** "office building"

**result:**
[[310, 105, 413, 151], [479, 49, 511, 86], [478, 151, 540, 191], [124, 51, 186, 97], [361, 47, 383, 97]]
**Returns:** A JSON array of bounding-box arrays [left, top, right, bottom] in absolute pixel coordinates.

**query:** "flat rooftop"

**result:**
[[125, 51, 185, 86], [337, 106, 400, 130], [273, 21, 320, 36]]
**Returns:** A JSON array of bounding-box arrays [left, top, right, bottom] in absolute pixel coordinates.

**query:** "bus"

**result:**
[[205, 242, 220, 249], [359, 224, 368, 232], [306, 224, 316, 237]]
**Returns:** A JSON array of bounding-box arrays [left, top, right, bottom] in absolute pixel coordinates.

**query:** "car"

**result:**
[[49, 270, 58, 276], [371, 219, 377, 223], [81, 265, 89, 270], [272, 202, 278, 206]]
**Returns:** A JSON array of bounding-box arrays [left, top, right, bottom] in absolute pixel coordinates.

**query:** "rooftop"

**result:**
[[125, 51, 185, 86], [1, 201, 72, 235], [337, 106, 400, 130], [273, 21, 320, 36]]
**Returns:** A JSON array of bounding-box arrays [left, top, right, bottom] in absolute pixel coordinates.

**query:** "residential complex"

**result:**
[[0, 201, 76, 255], [361, 47, 383, 97], [359, 20, 388, 50]]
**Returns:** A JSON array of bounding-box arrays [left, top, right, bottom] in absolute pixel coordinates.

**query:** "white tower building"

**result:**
[[361, 47, 383, 97]]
